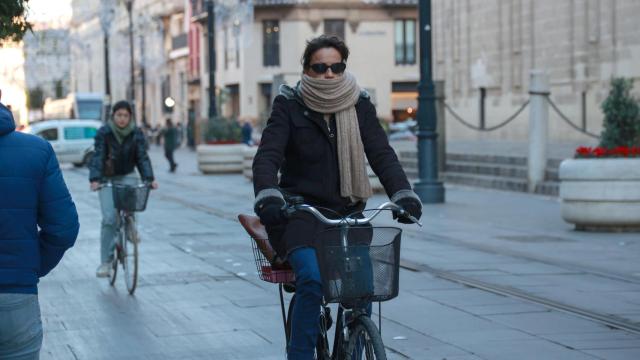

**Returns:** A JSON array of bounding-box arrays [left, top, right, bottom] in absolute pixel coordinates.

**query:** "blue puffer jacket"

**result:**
[[0, 103, 79, 294]]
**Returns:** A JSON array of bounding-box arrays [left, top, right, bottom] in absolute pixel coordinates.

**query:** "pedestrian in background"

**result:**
[[89, 100, 157, 277], [0, 89, 79, 359], [163, 119, 178, 173], [241, 118, 253, 145]]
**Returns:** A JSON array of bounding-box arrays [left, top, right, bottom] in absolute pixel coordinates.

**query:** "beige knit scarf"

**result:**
[[299, 72, 373, 203]]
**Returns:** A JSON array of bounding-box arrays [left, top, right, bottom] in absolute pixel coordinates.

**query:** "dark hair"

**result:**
[[301, 35, 349, 70], [166, 118, 173, 127], [112, 100, 132, 115]]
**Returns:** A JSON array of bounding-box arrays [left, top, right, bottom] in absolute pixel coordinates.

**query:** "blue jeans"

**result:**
[[288, 247, 323, 360], [288, 247, 374, 360], [0, 294, 43, 360]]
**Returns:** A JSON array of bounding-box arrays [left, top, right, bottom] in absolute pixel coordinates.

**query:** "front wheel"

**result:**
[[108, 251, 118, 286], [344, 316, 387, 360], [122, 215, 139, 295]]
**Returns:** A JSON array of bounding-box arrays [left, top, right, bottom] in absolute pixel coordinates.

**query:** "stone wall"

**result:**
[[431, 0, 640, 143]]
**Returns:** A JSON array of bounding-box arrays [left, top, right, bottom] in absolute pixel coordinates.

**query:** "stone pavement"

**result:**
[[37, 145, 640, 360]]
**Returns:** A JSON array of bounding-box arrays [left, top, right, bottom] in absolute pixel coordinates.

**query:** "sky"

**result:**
[[26, 0, 73, 27]]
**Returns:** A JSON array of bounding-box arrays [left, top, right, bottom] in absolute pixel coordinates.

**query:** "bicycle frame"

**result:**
[[286, 202, 420, 359]]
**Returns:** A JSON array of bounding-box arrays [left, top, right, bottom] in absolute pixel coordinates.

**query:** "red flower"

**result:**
[[593, 147, 607, 157], [575, 145, 640, 158], [613, 146, 630, 157], [575, 146, 592, 157]]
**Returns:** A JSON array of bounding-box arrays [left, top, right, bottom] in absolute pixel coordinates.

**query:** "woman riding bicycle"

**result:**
[[252, 35, 422, 360], [89, 100, 158, 278]]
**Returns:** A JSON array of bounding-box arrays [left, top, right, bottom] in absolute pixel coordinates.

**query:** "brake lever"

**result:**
[[406, 214, 423, 227], [397, 209, 423, 227], [282, 205, 296, 219]]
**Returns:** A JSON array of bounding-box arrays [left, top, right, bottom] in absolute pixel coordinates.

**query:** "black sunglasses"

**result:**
[[310, 62, 347, 74]]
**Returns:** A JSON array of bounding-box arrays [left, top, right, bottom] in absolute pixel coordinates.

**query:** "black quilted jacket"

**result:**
[[88, 125, 154, 182]]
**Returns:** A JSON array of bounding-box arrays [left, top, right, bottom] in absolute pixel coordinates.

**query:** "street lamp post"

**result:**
[[139, 34, 147, 127], [207, 0, 217, 118], [125, 0, 135, 104], [100, 0, 115, 121], [414, 0, 445, 203]]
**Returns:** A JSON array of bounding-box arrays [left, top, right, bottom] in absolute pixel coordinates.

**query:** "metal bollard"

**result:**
[[528, 70, 550, 193], [435, 80, 446, 176]]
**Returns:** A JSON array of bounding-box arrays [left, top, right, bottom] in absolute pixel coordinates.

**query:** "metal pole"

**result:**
[[104, 34, 111, 99], [435, 80, 446, 175], [140, 35, 147, 127], [581, 91, 587, 131], [103, 33, 111, 122], [126, 0, 135, 103], [99, 0, 114, 122], [480, 87, 486, 129], [414, 0, 445, 203], [207, 0, 217, 118]]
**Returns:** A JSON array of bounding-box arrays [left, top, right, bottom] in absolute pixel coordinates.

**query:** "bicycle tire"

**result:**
[[123, 216, 139, 295], [109, 255, 118, 286], [285, 294, 295, 345], [284, 295, 331, 360], [344, 316, 387, 360], [109, 228, 121, 286]]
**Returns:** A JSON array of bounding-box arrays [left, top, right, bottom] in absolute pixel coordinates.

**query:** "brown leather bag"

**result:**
[[103, 135, 115, 177]]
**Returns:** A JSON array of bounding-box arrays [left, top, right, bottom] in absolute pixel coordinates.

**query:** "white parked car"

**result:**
[[25, 119, 102, 167]]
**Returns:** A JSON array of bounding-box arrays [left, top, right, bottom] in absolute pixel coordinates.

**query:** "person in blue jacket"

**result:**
[[0, 90, 80, 359]]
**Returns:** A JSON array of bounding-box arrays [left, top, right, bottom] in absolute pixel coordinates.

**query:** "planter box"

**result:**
[[197, 144, 246, 174], [559, 158, 640, 231]]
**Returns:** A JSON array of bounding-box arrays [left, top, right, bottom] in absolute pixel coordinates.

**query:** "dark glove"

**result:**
[[391, 190, 423, 224], [255, 190, 287, 226]]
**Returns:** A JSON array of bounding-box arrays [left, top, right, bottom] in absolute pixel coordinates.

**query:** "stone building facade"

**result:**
[[432, 0, 640, 143]]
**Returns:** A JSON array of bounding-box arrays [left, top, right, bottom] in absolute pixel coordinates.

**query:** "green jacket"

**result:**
[[163, 127, 178, 151]]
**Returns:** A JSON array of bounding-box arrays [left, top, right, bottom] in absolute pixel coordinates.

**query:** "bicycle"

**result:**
[[240, 199, 420, 359], [100, 182, 151, 295]]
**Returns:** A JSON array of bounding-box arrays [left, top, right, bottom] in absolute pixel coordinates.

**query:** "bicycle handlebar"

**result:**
[[286, 202, 422, 227]]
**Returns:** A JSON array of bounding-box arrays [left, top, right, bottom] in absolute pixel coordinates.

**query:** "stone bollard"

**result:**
[[527, 70, 549, 193]]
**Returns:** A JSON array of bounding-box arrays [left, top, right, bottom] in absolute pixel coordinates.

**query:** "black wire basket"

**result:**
[[112, 184, 151, 212], [314, 226, 402, 304], [250, 237, 295, 284]]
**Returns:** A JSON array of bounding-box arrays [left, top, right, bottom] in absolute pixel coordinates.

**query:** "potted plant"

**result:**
[[197, 116, 246, 174], [559, 78, 640, 231]]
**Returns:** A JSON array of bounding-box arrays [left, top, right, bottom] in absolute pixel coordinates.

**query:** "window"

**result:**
[[76, 100, 103, 120], [227, 84, 240, 118], [37, 128, 58, 141], [55, 80, 64, 98], [64, 126, 97, 140], [395, 19, 416, 65], [324, 19, 345, 40], [263, 20, 280, 67]]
